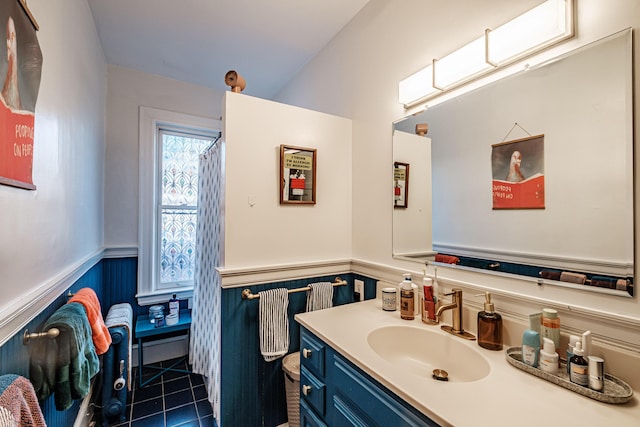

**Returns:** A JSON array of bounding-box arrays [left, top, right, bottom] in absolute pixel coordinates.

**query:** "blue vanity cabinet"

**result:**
[[301, 399, 328, 427], [300, 327, 439, 427]]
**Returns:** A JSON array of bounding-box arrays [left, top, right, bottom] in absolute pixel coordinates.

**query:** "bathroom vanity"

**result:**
[[299, 327, 438, 426], [295, 300, 640, 426]]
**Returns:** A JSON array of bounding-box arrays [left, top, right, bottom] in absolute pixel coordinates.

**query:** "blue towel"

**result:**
[[29, 302, 99, 410]]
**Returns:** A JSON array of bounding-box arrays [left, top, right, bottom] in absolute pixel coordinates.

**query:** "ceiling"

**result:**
[[87, 0, 370, 99]]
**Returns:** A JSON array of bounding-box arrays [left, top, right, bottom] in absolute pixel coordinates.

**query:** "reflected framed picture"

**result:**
[[393, 162, 409, 208], [280, 144, 316, 205], [491, 134, 545, 209]]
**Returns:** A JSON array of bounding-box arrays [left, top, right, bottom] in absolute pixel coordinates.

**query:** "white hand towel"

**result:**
[[105, 303, 133, 391], [258, 288, 289, 362], [306, 282, 334, 312]]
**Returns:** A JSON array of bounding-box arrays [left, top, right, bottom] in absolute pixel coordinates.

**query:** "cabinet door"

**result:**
[[301, 399, 328, 427], [331, 355, 438, 427], [332, 394, 371, 427]]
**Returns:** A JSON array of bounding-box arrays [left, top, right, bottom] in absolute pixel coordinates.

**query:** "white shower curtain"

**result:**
[[190, 140, 222, 419]]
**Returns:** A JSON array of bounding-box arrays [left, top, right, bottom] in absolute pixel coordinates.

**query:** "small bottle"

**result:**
[[169, 293, 180, 318], [588, 356, 605, 392], [476, 292, 503, 351], [582, 330, 592, 359], [540, 308, 560, 351], [411, 282, 420, 316], [539, 337, 559, 374], [400, 274, 415, 320], [421, 277, 437, 324], [570, 341, 589, 387], [565, 334, 581, 374], [522, 330, 540, 368]]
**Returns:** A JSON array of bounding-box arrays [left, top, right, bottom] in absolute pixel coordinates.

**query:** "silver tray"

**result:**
[[505, 347, 633, 404]]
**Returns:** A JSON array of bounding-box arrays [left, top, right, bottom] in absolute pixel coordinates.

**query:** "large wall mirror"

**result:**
[[393, 29, 634, 298]]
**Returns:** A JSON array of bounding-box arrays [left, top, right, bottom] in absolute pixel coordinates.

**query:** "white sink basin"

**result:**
[[367, 325, 491, 383]]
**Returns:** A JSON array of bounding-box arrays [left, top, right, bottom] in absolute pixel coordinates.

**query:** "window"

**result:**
[[158, 129, 212, 287], [138, 107, 221, 304]]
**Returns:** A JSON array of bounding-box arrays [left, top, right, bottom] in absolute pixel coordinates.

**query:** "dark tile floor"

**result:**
[[96, 358, 217, 427]]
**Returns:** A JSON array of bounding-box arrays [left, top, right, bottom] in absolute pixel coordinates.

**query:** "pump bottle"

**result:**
[[476, 292, 502, 350]]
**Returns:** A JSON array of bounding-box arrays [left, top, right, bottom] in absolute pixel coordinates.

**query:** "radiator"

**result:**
[[102, 303, 133, 426]]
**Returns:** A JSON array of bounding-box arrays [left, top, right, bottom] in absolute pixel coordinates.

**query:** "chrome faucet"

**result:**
[[435, 288, 476, 340]]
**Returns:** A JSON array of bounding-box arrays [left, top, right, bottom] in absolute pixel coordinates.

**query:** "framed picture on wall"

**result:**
[[0, 0, 41, 190], [280, 144, 317, 205]]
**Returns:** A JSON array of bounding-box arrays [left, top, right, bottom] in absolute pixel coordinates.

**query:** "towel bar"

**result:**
[[23, 328, 60, 345], [241, 277, 347, 300]]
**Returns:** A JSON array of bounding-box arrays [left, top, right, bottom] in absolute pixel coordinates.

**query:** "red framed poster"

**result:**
[[0, 0, 41, 190]]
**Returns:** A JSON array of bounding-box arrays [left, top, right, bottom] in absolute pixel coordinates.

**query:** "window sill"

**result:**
[[136, 287, 194, 306]]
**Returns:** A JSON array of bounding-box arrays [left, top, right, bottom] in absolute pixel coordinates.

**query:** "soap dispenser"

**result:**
[[476, 292, 503, 350]]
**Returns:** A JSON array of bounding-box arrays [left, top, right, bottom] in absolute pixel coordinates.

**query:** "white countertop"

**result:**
[[295, 299, 640, 427]]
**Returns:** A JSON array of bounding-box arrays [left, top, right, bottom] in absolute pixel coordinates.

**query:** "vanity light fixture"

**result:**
[[486, 0, 572, 66], [433, 36, 492, 90], [399, 0, 574, 108], [398, 64, 439, 106]]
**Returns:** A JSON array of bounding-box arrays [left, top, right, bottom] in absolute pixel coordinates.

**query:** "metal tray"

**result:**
[[505, 347, 633, 404]]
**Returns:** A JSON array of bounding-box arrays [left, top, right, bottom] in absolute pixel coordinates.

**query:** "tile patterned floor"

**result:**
[[96, 358, 217, 427]]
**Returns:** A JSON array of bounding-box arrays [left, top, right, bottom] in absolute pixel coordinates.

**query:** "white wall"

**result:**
[[222, 92, 352, 269], [103, 65, 225, 247], [276, 0, 640, 321], [0, 0, 106, 333]]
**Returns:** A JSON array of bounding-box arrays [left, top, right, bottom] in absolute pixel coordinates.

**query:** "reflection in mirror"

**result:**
[[393, 162, 409, 208], [392, 29, 634, 297], [393, 130, 434, 260]]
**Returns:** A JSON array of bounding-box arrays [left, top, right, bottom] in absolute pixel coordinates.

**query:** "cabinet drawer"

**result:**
[[301, 399, 328, 427], [301, 330, 326, 376], [300, 365, 326, 416]]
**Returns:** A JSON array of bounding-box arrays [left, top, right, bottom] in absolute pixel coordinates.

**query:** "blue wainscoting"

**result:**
[[0, 261, 104, 427], [0, 256, 378, 427], [219, 273, 378, 427], [0, 257, 140, 426]]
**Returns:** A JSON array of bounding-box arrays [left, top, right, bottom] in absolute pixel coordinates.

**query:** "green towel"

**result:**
[[29, 302, 99, 410]]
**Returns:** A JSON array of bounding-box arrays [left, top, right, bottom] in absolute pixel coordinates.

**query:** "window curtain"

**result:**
[[190, 141, 222, 419]]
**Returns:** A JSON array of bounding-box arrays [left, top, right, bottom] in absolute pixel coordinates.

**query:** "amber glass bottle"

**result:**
[[477, 292, 503, 350]]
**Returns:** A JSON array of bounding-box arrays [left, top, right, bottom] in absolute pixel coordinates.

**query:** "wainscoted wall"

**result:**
[[219, 274, 377, 427], [0, 256, 377, 427], [0, 262, 104, 427], [0, 257, 140, 426]]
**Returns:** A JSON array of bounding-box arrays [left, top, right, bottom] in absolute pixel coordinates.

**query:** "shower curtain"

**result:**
[[190, 140, 222, 419]]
